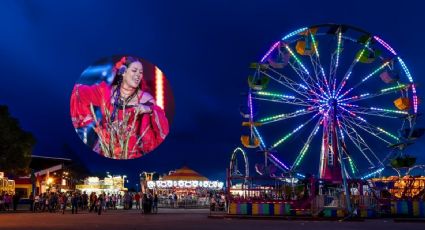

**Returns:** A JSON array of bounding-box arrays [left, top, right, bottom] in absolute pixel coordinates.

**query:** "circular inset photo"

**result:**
[[70, 55, 174, 160]]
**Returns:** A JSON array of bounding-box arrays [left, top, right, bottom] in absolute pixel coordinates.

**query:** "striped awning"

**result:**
[[162, 166, 208, 181]]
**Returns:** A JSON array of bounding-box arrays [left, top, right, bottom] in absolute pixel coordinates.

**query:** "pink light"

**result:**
[[261, 41, 280, 63], [374, 36, 397, 55]]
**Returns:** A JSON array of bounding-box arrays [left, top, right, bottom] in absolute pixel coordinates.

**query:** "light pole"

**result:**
[[123, 175, 127, 189]]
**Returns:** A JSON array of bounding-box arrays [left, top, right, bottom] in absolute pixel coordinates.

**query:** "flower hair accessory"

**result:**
[[114, 56, 127, 73]]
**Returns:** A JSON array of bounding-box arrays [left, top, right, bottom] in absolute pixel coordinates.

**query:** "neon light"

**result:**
[[377, 127, 399, 141], [155, 66, 165, 109], [261, 41, 280, 63], [294, 125, 320, 167], [294, 144, 310, 167], [281, 27, 308, 41], [147, 180, 224, 189], [374, 36, 397, 55], [299, 84, 308, 90], [273, 124, 305, 148], [355, 40, 371, 62], [381, 84, 406, 93], [361, 62, 390, 82], [296, 173, 306, 178], [361, 167, 384, 180], [370, 107, 408, 115], [310, 32, 320, 58], [336, 31, 342, 68], [268, 153, 290, 170], [256, 91, 295, 99], [348, 157, 356, 175], [338, 87, 354, 99], [248, 92, 254, 119], [253, 126, 266, 149], [397, 57, 417, 113], [259, 109, 306, 123], [284, 44, 310, 74]]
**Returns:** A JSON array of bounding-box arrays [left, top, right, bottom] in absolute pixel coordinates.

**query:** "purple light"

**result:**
[[269, 152, 290, 170], [248, 92, 254, 119], [261, 41, 280, 63], [374, 36, 397, 55]]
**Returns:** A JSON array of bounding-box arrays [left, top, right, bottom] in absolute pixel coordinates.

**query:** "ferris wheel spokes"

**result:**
[[271, 112, 321, 148], [251, 91, 312, 107], [308, 31, 332, 96], [329, 30, 343, 97], [347, 105, 408, 119], [257, 108, 318, 125], [339, 117, 382, 168], [343, 84, 410, 104], [338, 61, 391, 99], [291, 117, 323, 171], [340, 114, 395, 146], [260, 69, 311, 99], [335, 38, 372, 97]]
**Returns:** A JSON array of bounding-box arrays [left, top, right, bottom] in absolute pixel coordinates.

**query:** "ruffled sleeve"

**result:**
[[139, 105, 169, 153], [70, 82, 109, 128]]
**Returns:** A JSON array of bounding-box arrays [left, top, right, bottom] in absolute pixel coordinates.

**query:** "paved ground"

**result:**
[[1, 209, 424, 230]]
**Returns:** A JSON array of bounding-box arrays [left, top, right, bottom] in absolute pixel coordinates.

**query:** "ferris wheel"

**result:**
[[241, 24, 420, 181]]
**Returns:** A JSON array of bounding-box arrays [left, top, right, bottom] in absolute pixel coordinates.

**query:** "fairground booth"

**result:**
[[142, 166, 224, 208], [76, 175, 127, 195]]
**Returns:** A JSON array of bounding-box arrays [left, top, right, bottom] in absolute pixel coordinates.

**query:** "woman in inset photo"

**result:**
[[70, 56, 171, 159]]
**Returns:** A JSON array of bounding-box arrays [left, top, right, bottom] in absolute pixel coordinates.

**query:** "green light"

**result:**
[[361, 62, 390, 82], [381, 84, 407, 93], [310, 32, 319, 58], [355, 40, 371, 62], [370, 107, 408, 115], [294, 144, 310, 167], [377, 127, 399, 141], [348, 157, 357, 175], [272, 124, 304, 148], [284, 45, 310, 74], [256, 91, 295, 99]]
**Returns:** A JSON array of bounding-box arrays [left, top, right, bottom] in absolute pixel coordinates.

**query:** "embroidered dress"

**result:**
[[70, 81, 168, 159]]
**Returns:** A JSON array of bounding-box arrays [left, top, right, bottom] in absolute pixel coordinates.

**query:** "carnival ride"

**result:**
[[229, 24, 424, 214]]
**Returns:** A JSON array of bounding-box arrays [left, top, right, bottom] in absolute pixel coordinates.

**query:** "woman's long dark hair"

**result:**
[[110, 56, 147, 122]]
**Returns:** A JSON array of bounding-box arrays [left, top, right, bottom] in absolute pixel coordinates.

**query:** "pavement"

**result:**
[[1, 208, 425, 230]]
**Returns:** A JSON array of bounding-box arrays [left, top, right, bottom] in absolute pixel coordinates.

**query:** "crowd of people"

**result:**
[[1, 191, 160, 215]]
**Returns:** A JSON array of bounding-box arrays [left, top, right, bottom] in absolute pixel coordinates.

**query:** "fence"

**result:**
[[157, 197, 210, 209]]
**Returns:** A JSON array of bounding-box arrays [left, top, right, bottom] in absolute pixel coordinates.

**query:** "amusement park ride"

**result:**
[[228, 24, 425, 216]]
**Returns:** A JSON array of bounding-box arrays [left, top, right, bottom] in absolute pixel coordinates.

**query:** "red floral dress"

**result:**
[[70, 82, 169, 159]]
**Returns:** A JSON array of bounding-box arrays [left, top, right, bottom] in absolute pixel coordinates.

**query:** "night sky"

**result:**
[[1, 0, 424, 187]]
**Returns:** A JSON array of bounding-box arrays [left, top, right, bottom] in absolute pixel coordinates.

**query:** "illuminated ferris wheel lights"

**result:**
[[355, 40, 371, 63], [256, 91, 295, 99], [348, 157, 357, 175], [374, 36, 397, 55], [253, 126, 266, 149], [361, 167, 384, 180], [380, 84, 407, 93], [281, 27, 309, 41], [377, 127, 399, 141], [284, 44, 310, 74], [370, 107, 408, 115], [361, 61, 390, 83], [336, 31, 343, 68], [310, 33, 320, 58], [247, 24, 418, 181], [260, 41, 280, 63]]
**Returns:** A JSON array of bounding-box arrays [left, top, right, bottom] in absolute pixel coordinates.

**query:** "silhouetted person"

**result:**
[[12, 193, 20, 211]]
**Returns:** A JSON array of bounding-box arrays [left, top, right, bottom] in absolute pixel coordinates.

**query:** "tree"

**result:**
[[0, 105, 35, 176]]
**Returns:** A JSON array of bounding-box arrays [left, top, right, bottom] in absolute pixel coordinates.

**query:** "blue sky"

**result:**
[[1, 0, 424, 187]]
